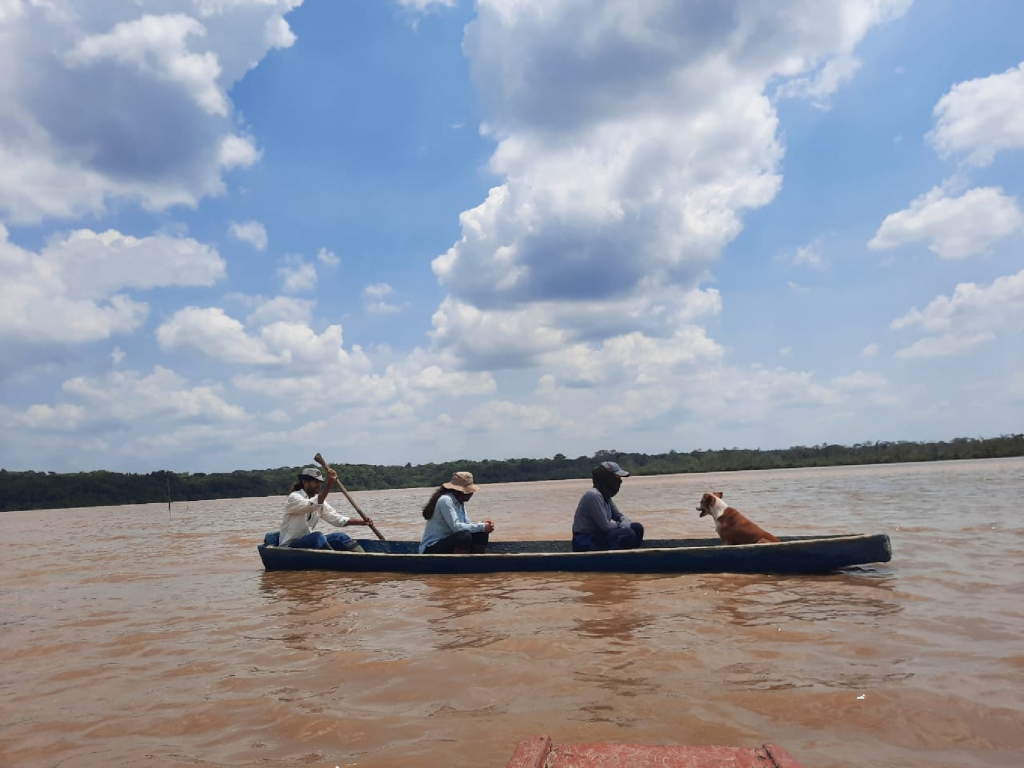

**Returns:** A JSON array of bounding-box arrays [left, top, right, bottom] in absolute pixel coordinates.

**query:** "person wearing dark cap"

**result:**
[[571, 461, 644, 552], [278, 466, 374, 551], [419, 471, 495, 554]]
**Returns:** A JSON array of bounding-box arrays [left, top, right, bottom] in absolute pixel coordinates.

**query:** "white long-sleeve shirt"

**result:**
[[279, 489, 351, 546]]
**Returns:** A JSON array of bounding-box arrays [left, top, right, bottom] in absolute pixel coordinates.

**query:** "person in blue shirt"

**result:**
[[571, 461, 644, 552], [419, 471, 495, 554]]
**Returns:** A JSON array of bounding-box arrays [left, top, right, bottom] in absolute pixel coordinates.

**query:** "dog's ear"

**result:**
[[714, 491, 723, 498]]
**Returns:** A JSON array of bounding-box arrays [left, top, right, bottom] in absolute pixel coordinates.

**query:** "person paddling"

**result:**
[[278, 466, 374, 552]]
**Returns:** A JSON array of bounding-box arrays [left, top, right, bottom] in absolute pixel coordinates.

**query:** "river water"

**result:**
[[1, 458, 1022, 768]]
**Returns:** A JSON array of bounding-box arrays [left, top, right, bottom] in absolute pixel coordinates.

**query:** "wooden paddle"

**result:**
[[313, 452, 386, 541]]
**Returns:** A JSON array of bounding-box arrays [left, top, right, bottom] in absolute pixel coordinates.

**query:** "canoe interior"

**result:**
[[258, 533, 892, 574]]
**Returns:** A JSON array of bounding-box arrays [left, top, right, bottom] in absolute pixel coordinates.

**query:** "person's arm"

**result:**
[[318, 500, 351, 528], [577, 491, 619, 534], [610, 500, 631, 527], [437, 495, 486, 534]]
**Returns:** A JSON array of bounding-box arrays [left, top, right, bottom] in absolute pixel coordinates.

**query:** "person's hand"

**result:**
[[483, 519, 495, 534], [358, 516, 373, 527], [326, 469, 338, 489]]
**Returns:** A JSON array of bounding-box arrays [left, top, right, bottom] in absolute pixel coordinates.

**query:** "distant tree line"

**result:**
[[1, 434, 1022, 512]]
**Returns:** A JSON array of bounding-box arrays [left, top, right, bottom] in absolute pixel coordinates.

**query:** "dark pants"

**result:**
[[423, 530, 490, 554], [572, 522, 644, 552], [288, 531, 360, 551]]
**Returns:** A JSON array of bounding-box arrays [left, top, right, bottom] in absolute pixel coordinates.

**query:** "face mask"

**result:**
[[593, 472, 621, 499]]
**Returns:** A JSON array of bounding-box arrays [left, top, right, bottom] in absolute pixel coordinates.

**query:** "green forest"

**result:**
[[1, 434, 1022, 512]]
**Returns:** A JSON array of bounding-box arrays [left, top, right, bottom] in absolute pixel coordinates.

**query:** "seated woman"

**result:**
[[419, 471, 495, 554], [571, 461, 644, 552]]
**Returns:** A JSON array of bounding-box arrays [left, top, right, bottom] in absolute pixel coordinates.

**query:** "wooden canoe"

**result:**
[[257, 532, 891, 574]]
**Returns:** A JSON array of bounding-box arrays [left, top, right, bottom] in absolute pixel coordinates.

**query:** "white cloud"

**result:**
[[431, 0, 908, 372], [792, 240, 825, 268], [218, 134, 262, 170], [157, 306, 284, 364], [0, 1, 300, 224], [157, 307, 363, 367], [869, 186, 1024, 259], [928, 61, 1024, 166], [894, 333, 995, 360], [364, 283, 394, 300], [277, 255, 317, 293], [671, 365, 844, 429], [0, 225, 226, 344], [245, 296, 314, 327], [316, 247, 339, 266], [229, 220, 268, 250], [363, 283, 406, 315], [775, 53, 863, 108], [461, 400, 572, 433], [891, 268, 1024, 358], [16, 366, 247, 430], [861, 343, 879, 358], [396, 0, 457, 11], [67, 14, 228, 117], [13, 403, 87, 431]]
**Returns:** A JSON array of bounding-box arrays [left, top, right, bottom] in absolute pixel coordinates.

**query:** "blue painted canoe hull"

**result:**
[[257, 534, 891, 574]]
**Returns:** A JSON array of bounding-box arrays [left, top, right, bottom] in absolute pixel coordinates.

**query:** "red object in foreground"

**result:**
[[505, 735, 806, 768]]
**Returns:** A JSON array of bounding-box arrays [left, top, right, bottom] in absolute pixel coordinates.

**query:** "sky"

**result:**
[[0, 0, 1022, 474]]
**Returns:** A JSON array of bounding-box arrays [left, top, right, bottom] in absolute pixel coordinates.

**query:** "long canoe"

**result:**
[[257, 532, 891, 574]]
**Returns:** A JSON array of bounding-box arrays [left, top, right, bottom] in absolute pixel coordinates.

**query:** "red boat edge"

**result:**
[[505, 735, 806, 768]]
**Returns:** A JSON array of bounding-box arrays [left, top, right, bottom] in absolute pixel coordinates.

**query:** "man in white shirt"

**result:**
[[278, 466, 373, 551]]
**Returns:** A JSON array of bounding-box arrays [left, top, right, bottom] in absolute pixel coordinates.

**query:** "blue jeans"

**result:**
[[288, 531, 355, 550], [572, 522, 644, 552]]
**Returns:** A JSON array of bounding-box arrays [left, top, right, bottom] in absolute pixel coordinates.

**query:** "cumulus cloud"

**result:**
[[0, 1, 301, 224], [316, 247, 339, 266], [0, 225, 226, 344], [277, 255, 317, 293], [928, 61, 1024, 166], [792, 240, 825, 268], [9, 366, 247, 435], [775, 53, 863, 108], [245, 295, 315, 327], [431, 285, 722, 371], [157, 306, 363, 367], [396, 0, 456, 11], [461, 400, 572, 433], [431, 0, 909, 372], [891, 268, 1024, 358], [66, 14, 229, 116], [229, 220, 268, 250], [869, 186, 1024, 259], [363, 283, 407, 315]]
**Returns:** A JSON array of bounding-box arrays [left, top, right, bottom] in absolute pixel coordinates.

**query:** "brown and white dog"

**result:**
[[697, 492, 779, 545]]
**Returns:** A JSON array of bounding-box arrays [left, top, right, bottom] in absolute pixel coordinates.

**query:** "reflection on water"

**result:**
[[712, 572, 903, 628], [569, 575, 653, 642]]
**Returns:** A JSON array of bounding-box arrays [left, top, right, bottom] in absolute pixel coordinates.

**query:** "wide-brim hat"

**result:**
[[443, 471, 480, 493], [299, 467, 325, 482]]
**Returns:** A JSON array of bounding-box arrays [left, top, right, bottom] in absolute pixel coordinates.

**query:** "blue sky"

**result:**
[[1, 0, 1021, 473]]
